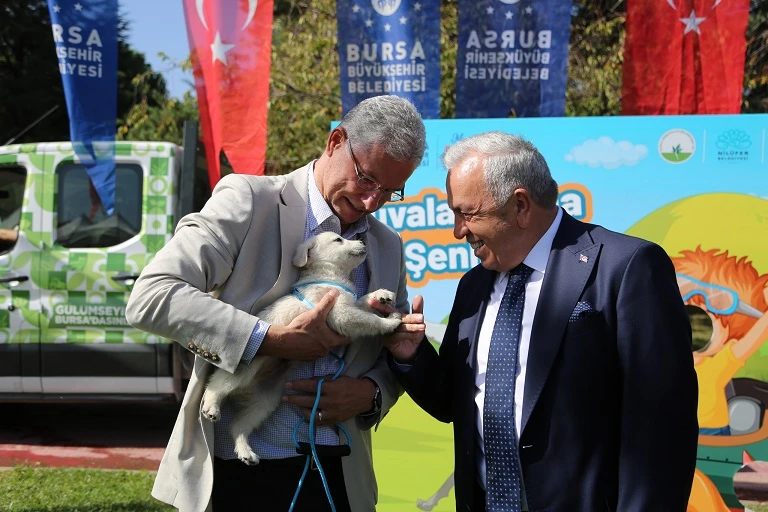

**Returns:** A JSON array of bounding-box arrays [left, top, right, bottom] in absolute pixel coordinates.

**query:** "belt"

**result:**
[[259, 454, 342, 471], [258, 455, 314, 467]]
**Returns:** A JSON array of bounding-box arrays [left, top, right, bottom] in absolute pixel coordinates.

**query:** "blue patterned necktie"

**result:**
[[484, 263, 533, 512]]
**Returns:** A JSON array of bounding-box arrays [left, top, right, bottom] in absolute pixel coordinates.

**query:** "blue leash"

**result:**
[[288, 285, 353, 512], [289, 351, 351, 512]]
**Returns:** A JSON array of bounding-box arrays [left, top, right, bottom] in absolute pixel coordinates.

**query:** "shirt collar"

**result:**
[[307, 162, 369, 237], [522, 207, 563, 275]]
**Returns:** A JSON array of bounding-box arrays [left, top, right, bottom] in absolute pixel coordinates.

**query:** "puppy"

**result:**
[[200, 231, 403, 465]]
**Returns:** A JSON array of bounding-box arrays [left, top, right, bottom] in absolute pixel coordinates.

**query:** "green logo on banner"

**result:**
[[658, 129, 695, 164]]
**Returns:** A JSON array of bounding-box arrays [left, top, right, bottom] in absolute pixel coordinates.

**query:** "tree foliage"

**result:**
[[566, 1, 625, 117], [0, 0, 68, 144], [116, 54, 198, 145], [440, 0, 458, 119], [0, 0, 168, 145], [2, 0, 766, 175], [266, 0, 341, 174]]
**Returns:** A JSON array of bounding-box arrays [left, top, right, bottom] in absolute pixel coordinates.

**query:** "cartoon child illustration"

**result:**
[[672, 247, 768, 436]]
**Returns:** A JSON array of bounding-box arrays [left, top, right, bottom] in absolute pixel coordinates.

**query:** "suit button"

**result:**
[[203, 351, 211, 359], [187, 342, 195, 350], [211, 353, 220, 362], [196, 348, 203, 355]]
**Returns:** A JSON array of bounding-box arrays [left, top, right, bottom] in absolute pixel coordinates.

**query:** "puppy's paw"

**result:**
[[369, 288, 396, 305], [201, 402, 221, 422], [236, 448, 260, 466]]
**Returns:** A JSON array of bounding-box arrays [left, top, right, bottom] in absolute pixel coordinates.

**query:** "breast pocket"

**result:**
[[565, 313, 603, 337]]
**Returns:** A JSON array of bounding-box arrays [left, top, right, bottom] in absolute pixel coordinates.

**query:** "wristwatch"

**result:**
[[360, 378, 381, 417]]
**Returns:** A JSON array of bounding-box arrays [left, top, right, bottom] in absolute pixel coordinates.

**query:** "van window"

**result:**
[[0, 166, 25, 254], [56, 163, 143, 248]]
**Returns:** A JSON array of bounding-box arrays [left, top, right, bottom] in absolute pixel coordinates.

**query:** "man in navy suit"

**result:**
[[385, 132, 698, 512]]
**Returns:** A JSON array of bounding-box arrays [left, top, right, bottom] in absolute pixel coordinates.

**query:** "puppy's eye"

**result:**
[[334, 237, 343, 243]]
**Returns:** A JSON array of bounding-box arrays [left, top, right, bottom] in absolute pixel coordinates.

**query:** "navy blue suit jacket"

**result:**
[[392, 211, 698, 512]]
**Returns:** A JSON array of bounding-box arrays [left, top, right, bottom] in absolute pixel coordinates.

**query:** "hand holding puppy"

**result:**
[[259, 289, 352, 360]]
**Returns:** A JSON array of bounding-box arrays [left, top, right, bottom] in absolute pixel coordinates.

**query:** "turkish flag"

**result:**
[[182, 0, 273, 188], [622, 0, 750, 115]]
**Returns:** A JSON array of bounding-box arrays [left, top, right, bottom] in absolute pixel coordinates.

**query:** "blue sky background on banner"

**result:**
[[336, 0, 441, 118], [372, 114, 768, 332], [455, 0, 572, 118], [47, 0, 118, 215]]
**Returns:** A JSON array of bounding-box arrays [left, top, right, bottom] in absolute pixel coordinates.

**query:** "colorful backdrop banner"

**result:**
[[182, 0, 274, 188], [47, 0, 118, 214], [455, 0, 572, 118], [622, 0, 751, 115], [336, 0, 441, 119]]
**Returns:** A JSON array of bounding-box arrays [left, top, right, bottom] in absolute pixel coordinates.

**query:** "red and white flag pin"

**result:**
[[579, 254, 589, 263]]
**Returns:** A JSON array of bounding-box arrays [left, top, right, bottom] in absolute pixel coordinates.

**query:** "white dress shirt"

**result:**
[[475, 207, 562, 492]]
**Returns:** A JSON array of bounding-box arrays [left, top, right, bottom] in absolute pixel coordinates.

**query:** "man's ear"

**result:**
[[512, 189, 533, 228], [326, 128, 346, 156], [293, 238, 315, 268]]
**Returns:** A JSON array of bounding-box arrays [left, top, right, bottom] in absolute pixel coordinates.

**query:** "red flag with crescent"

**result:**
[[182, 0, 273, 187], [622, 0, 750, 115]]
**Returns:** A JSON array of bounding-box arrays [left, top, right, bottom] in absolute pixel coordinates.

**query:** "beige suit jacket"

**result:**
[[125, 164, 407, 512]]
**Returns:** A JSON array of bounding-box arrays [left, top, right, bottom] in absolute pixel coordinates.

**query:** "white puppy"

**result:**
[[200, 231, 403, 465]]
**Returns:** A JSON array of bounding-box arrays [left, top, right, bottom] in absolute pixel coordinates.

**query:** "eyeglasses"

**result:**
[[346, 138, 405, 202], [676, 272, 762, 318]]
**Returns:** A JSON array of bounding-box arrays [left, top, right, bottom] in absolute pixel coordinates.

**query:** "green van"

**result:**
[[0, 140, 200, 402]]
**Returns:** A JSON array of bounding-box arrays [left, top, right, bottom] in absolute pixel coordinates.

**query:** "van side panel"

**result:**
[[0, 142, 182, 399]]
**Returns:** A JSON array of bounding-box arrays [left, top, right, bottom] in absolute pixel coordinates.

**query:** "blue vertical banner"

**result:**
[[337, 0, 441, 119], [455, 0, 572, 118], [47, 0, 118, 214]]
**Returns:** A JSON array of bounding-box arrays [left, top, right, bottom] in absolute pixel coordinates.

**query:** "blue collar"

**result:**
[[292, 281, 358, 308]]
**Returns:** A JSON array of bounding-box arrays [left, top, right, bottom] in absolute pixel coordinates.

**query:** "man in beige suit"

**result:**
[[125, 95, 427, 512]]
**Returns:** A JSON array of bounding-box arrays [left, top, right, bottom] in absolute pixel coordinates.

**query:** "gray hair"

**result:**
[[338, 95, 426, 168], [442, 131, 559, 208]]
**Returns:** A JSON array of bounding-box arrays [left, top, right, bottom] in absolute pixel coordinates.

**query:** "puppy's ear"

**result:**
[[293, 238, 314, 268]]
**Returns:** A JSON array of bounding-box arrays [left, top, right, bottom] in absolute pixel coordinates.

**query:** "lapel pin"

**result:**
[[579, 254, 589, 263]]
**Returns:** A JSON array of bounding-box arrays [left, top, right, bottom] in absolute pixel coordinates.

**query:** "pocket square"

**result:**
[[569, 301, 595, 322]]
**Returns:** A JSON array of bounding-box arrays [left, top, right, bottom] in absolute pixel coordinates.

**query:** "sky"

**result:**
[[120, 0, 194, 99]]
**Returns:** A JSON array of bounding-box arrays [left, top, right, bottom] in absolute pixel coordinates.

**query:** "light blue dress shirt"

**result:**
[[214, 163, 370, 460]]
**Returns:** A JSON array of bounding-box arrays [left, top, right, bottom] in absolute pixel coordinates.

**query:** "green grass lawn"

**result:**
[[0, 466, 173, 512]]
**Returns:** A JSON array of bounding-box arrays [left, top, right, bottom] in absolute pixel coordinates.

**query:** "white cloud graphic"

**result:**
[[564, 136, 649, 170]]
